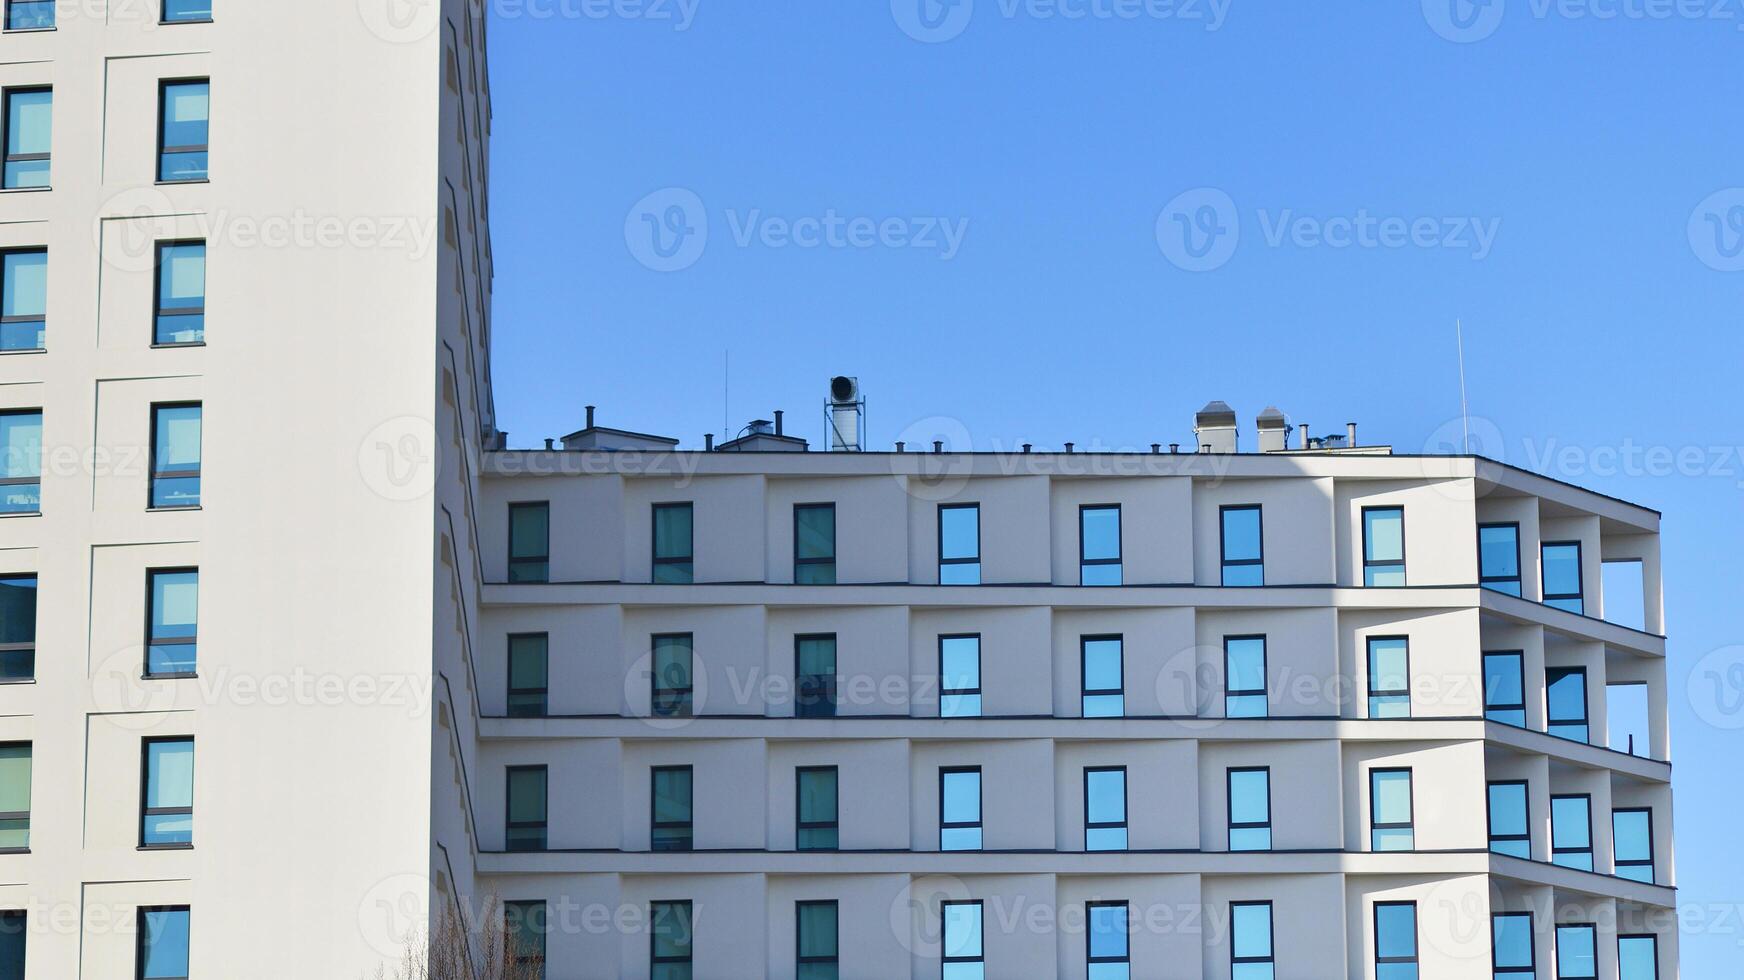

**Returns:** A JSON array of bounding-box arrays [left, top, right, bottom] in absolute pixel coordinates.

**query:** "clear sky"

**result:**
[[485, 1, 1743, 970]]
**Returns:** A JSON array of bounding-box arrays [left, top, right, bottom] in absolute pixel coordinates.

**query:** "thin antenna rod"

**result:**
[[1456, 319, 1471, 454], [722, 349, 729, 440]]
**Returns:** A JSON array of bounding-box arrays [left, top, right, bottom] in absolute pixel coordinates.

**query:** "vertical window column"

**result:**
[[1541, 541, 1585, 613], [0, 909, 22, 978], [1478, 522, 1522, 595], [1555, 924, 1597, 980], [1374, 902, 1418, 980], [137, 907, 190, 980], [796, 901, 838, 980], [1087, 902, 1130, 979], [651, 633, 694, 718], [1492, 913, 1536, 980], [1224, 636, 1267, 718], [1487, 781, 1531, 858], [1483, 651, 1526, 726], [941, 901, 984, 980], [1618, 935, 1659, 980], [0, 743, 27, 852], [1551, 795, 1594, 871], [504, 900, 547, 979], [794, 634, 837, 718], [0, 411, 40, 514], [650, 901, 692, 980], [1613, 808, 1655, 883], [1546, 667, 1590, 743], [1366, 637, 1411, 718]]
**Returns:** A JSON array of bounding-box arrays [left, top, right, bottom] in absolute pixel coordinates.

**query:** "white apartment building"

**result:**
[[0, 2, 1679, 979]]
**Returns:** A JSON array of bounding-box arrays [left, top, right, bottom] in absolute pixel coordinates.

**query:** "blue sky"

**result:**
[[486, 1, 1744, 970]]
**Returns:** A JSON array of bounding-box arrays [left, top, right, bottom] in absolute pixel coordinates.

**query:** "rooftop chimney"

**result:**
[[1195, 400, 1238, 453], [1347, 422, 1358, 448], [775, 411, 785, 436], [827, 376, 863, 452], [585, 405, 595, 429], [1257, 406, 1288, 453]]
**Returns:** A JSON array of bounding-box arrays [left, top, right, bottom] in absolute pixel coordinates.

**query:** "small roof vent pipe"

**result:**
[[585, 405, 595, 429], [1347, 422, 1358, 447]]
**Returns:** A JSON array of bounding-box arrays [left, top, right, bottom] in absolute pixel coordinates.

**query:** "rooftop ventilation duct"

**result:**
[[1257, 406, 1288, 453], [1194, 400, 1238, 453], [828, 376, 864, 452]]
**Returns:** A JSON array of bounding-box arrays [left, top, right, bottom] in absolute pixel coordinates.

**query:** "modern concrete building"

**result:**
[[0, 2, 1678, 979]]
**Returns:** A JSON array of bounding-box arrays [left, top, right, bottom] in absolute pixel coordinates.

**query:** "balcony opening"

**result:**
[[1602, 559, 1646, 632], [1607, 681, 1651, 758]]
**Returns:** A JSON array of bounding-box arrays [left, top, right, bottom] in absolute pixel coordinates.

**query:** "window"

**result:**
[[795, 766, 837, 851], [0, 743, 26, 851], [1087, 901, 1130, 980], [939, 503, 980, 584], [140, 737, 193, 847], [0, 575, 34, 681], [1224, 635, 1267, 718], [162, 0, 212, 22], [651, 633, 693, 718], [651, 766, 693, 852], [1084, 767, 1127, 851], [1546, 667, 1589, 743], [0, 251, 45, 352], [940, 767, 981, 851], [1556, 924, 1597, 980], [149, 403, 201, 509], [1366, 636, 1411, 718], [1370, 768, 1414, 851], [1487, 781, 1530, 859], [941, 900, 984, 980], [793, 503, 835, 584], [153, 242, 205, 345], [506, 633, 548, 717], [504, 900, 547, 979], [649, 901, 692, 980], [1478, 523, 1522, 596], [796, 901, 838, 980], [0, 909, 21, 979], [1492, 912, 1536, 980], [1228, 767, 1271, 852], [1551, 795, 1593, 871], [3, 0, 52, 29], [1079, 504, 1121, 585], [1231, 901, 1274, 980], [1618, 935, 1659, 980], [504, 765, 546, 852], [1363, 506, 1406, 586], [506, 502, 549, 582], [146, 568, 198, 677], [1374, 902, 1418, 980], [1483, 652, 1526, 727], [2, 89, 50, 189], [1613, 808, 1654, 883], [651, 502, 693, 583], [1080, 635, 1123, 717], [0, 412, 40, 515], [1542, 541, 1584, 613], [794, 634, 836, 718], [137, 906, 190, 980], [158, 80, 209, 182], [1221, 505, 1264, 586], [939, 634, 981, 718]]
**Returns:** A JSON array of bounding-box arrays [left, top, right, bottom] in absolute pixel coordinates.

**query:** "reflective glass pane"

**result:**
[[1080, 562, 1121, 586], [1085, 826, 1127, 851], [145, 740, 193, 809], [0, 576, 36, 646], [5, 89, 51, 158], [1618, 936, 1658, 980], [508, 504, 548, 559], [1493, 914, 1533, 970], [0, 911, 22, 978], [154, 406, 202, 468], [1232, 903, 1272, 958], [651, 769, 691, 824], [150, 570, 198, 641], [942, 904, 982, 959], [1081, 507, 1120, 561], [1368, 639, 1409, 691], [508, 635, 548, 689], [797, 636, 835, 677], [162, 82, 209, 145], [1479, 525, 1520, 579], [507, 769, 546, 822], [1222, 507, 1262, 561], [1375, 904, 1417, 959], [1556, 926, 1596, 979], [1226, 638, 1265, 692], [795, 505, 834, 560], [940, 637, 979, 693], [1222, 563, 1264, 587], [140, 908, 190, 979], [1082, 694, 1123, 718], [797, 769, 836, 824], [1547, 669, 1588, 741], [163, 0, 212, 21], [5, 0, 55, 28], [1088, 903, 1128, 959], [653, 504, 693, 559], [940, 693, 980, 718], [1542, 543, 1582, 601], [2, 251, 46, 319], [1484, 654, 1523, 709], [940, 562, 980, 586], [651, 903, 692, 959], [940, 505, 979, 561], [1085, 769, 1124, 824], [1226, 694, 1267, 719], [797, 903, 837, 958], [1365, 508, 1404, 562], [941, 772, 979, 823], [158, 242, 205, 311], [1229, 769, 1269, 825], [1082, 638, 1121, 693], [0, 744, 29, 839]]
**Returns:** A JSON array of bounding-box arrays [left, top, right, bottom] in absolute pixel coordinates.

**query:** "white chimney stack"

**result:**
[[1257, 406, 1287, 453], [1194, 400, 1238, 453], [827, 376, 863, 452]]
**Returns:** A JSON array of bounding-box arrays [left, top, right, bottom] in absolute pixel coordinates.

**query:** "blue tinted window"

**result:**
[[150, 404, 201, 509], [1556, 925, 1596, 979], [1479, 523, 1522, 595], [4, 0, 53, 28], [1375, 903, 1418, 980], [940, 768, 981, 851], [0, 743, 29, 850], [0, 575, 36, 682], [794, 634, 836, 718], [1541, 542, 1584, 614], [3, 88, 51, 190], [1225, 637, 1267, 718], [1232, 902, 1274, 980], [507, 633, 548, 718], [1546, 668, 1589, 743], [1080, 506, 1121, 585], [1228, 768, 1270, 852], [793, 503, 835, 584], [505, 765, 546, 851], [942, 901, 983, 979], [0, 411, 41, 515], [651, 766, 692, 852], [1367, 637, 1410, 718], [1, 250, 46, 352], [651, 634, 692, 717], [796, 901, 837, 979], [138, 907, 190, 980], [162, 0, 212, 22], [1363, 507, 1405, 586], [652, 502, 693, 583], [1084, 768, 1126, 851], [796, 767, 837, 852], [1551, 796, 1593, 872], [650, 901, 692, 979], [1492, 913, 1534, 978], [0, 910, 22, 979], [141, 738, 193, 846], [939, 504, 980, 585], [1483, 652, 1526, 726], [1088, 902, 1128, 978], [147, 569, 198, 676], [1487, 782, 1530, 859], [154, 241, 205, 345], [159, 81, 209, 182], [1618, 936, 1658, 980], [1613, 809, 1654, 883], [507, 502, 549, 582], [1221, 505, 1263, 586], [939, 635, 981, 718], [1081, 636, 1123, 718], [1370, 769, 1413, 852]]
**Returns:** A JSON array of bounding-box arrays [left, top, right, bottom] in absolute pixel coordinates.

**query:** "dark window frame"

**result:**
[[506, 501, 550, 582], [1365, 634, 1412, 719], [1224, 634, 1268, 718], [156, 77, 209, 184], [1551, 793, 1594, 871], [1491, 911, 1536, 980], [1541, 540, 1585, 613], [1478, 521, 1523, 595], [650, 632, 694, 718], [1370, 767, 1415, 852], [1230, 900, 1275, 977], [151, 239, 205, 347], [1227, 765, 1272, 852], [792, 502, 836, 585], [793, 632, 837, 719], [1373, 901, 1418, 976], [0, 739, 29, 854], [504, 764, 547, 852], [651, 501, 694, 583], [506, 632, 549, 718], [1085, 900, 1130, 975], [795, 765, 838, 852], [937, 632, 981, 718], [143, 567, 198, 679], [939, 765, 982, 852], [1483, 650, 1527, 726], [795, 899, 839, 978], [1219, 503, 1264, 586], [1362, 505, 1407, 587], [649, 900, 693, 977], [148, 401, 201, 510], [1612, 806, 1655, 883], [1545, 666, 1590, 743], [160, 0, 214, 24], [0, 250, 46, 353], [3, 0, 55, 31], [1082, 765, 1127, 852], [1, 87, 50, 191], [650, 764, 693, 852], [0, 909, 22, 979], [1078, 503, 1122, 585], [1079, 633, 1124, 718], [937, 502, 981, 585], [940, 899, 984, 975], [1555, 922, 1598, 980], [139, 735, 194, 849], [135, 905, 191, 980], [503, 899, 547, 978], [1486, 779, 1530, 858], [0, 573, 36, 683]]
